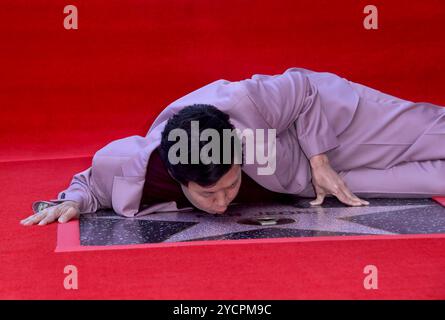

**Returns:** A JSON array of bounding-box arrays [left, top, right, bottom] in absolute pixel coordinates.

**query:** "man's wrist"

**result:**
[[310, 153, 330, 169]]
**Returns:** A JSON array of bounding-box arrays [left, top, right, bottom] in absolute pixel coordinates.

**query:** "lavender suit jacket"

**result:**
[[42, 67, 359, 217]]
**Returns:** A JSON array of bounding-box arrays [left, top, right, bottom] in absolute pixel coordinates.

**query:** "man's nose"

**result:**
[[214, 191, 228, 207]]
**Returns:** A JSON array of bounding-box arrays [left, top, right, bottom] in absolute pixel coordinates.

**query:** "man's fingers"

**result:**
[[310, 193, 325, 206], [58, 207, 79, 223], [311, 181, 366, 207], [353, 195, 370, 205], [330, 183, 359, 206], [20, 213, 39, 224], [38, 209, 58, 226], [21, 202, 81, 226], [341, 184, 370, 206], [338, 186, 370, 206], [21, 210, 49, 226], [327, 180, 351, 205]]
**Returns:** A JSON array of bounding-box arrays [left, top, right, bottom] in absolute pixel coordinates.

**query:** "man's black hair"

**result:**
[[159, 104, 243, 187]]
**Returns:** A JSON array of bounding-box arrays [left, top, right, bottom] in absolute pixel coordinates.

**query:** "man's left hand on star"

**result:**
[[309, 154, 370, 207]]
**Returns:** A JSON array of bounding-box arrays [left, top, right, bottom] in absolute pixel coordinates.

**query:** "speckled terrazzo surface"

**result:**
[[79, 197, 445, 246]]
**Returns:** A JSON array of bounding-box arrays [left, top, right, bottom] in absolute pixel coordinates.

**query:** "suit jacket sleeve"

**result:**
[[54, 150, 118, 214], [242, 70, 340, 159], [55, 166, 107, 214]]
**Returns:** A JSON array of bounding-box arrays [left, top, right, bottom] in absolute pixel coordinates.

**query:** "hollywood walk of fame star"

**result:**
[[79, 198, 444, 245]]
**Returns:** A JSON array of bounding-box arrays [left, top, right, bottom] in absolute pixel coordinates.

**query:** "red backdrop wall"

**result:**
[[1, 0, 444, 162]]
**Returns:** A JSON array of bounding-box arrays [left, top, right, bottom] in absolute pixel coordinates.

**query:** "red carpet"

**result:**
[[1, 0, 445, 299]]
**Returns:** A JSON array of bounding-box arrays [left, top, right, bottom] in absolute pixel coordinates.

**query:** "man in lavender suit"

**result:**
[[21, 67, 445, 226]]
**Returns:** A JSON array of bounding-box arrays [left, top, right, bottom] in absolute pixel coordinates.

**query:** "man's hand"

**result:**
[[20, 201, 81, 226], [309, 154, 369, 207]]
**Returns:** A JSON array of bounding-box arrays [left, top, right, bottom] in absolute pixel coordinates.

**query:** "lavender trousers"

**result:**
[[298, 81, 445, 199]]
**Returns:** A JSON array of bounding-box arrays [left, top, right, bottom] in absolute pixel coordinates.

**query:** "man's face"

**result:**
[[180, 164, 242, 214]]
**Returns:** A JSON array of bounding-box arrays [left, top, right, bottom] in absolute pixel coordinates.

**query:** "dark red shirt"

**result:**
[[139, 148, 293, 210]]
